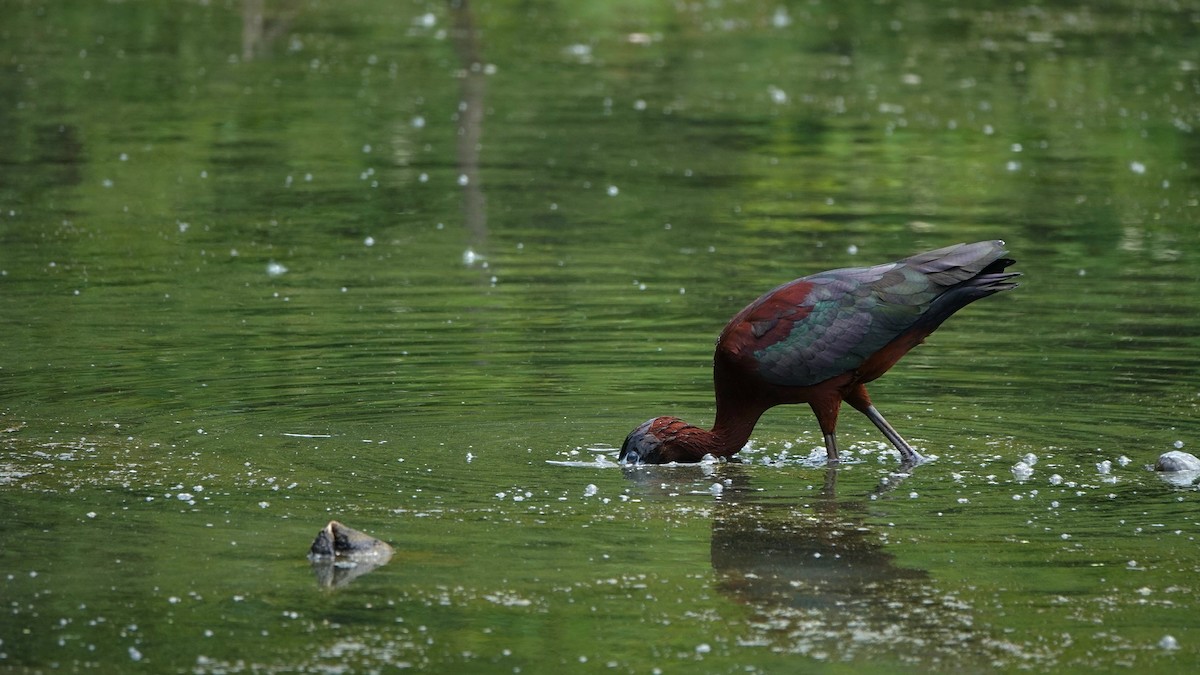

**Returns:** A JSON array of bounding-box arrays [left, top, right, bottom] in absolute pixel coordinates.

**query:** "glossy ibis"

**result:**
[[619, 240, 1018, 465]]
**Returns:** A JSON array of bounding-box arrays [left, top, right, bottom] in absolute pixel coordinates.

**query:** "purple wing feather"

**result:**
[[723, 241, 1015, 387]]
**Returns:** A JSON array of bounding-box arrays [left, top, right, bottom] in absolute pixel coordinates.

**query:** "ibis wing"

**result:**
[[719, 241, 1012, 389], [722, 263, 932, 387]]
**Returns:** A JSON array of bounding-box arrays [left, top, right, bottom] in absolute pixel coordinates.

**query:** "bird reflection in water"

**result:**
[[627, 463, 984, 663], [712, 468, 926, 608]]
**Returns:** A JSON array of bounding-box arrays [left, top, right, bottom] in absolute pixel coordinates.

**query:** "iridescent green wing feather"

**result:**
[[749, 263, 913, 386], [745, 241, 1008, 387], [723, 241, 1009, 389]]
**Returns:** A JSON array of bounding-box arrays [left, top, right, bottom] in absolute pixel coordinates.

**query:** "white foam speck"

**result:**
[[1012, 461, 1034, 481], [564, 44, 592, 61]]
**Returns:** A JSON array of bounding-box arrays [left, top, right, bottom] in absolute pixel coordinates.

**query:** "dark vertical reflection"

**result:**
[[242, 0, 264, 60], [35, 124, 85, 188], [448, 0, 488, 255], [241, 0, 296, 61]]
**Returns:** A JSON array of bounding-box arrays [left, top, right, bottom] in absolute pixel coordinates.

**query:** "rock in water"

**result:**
[[308, 521, 393, 587], [309, 520, 394, 561], [1152, 451, 1200, 489], [1154, 451, 1200, 473]]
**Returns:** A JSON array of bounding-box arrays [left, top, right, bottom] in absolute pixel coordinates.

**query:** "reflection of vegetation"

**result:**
[[2, 1, 1193, 263], [0, 0, 1195, 455], [1, 2, 1199, 670]]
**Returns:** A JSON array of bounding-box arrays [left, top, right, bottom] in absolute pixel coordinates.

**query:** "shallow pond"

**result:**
[[2, 1, 1199, 672]]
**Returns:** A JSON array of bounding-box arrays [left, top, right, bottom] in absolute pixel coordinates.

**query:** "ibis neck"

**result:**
[[708, 396, 766, 457], [707, 353, 769, 456]]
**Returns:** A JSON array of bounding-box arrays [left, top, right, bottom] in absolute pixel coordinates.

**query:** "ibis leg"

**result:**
[[823, 433, 840, 464], [862, 404, 924, 465], [844, 385, 924, 465], [809, 396, 842, 463]]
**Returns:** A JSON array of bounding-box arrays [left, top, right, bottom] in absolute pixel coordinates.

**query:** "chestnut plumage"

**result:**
[[620, 241, 1018, 465]]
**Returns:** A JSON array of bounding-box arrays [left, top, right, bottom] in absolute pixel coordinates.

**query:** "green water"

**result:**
[[3, 0, 1199, 672]]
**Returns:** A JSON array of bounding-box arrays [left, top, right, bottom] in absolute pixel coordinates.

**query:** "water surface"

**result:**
[[2, 1, 1199, 672]]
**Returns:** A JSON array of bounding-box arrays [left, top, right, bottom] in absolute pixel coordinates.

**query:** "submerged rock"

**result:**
[[1152, 451, 1200, 489], [309, 520, 394, 561], [308, 520, 393, 588], [1154, 450, 1200, 473]]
